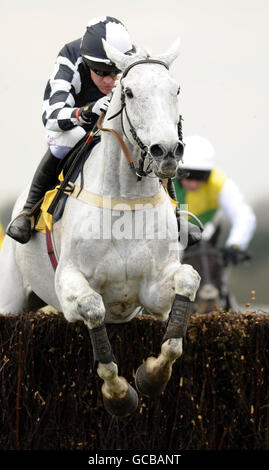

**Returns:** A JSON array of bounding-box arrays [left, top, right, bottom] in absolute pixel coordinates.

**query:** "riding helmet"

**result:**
[[177, 136, 215, 181], [81, 16, 135, 72]]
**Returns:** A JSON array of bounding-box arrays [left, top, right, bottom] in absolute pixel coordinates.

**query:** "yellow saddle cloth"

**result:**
[[35, 172, 64, 234]]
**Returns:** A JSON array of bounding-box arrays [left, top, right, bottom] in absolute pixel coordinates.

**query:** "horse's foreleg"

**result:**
[[136, 264, 200, 398], [55, 263, 138, 416], [97, 361, 138, 416]]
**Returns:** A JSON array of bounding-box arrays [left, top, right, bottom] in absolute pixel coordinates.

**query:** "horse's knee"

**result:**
[[77, 292, 105, 328], [174, 264, 201, 301], [97, 362, 119, 383]]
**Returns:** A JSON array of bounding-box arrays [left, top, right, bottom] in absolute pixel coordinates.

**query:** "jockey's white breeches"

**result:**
[[46, 127, 86, 159]]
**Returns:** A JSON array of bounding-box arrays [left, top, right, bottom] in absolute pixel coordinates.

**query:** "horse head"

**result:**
[[103, 39, 184, 179]]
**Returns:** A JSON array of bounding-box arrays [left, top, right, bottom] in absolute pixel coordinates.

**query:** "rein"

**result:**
[[96, 113, 137, 177], [97, 111, 154, 180], [97, 112, 154, 181]]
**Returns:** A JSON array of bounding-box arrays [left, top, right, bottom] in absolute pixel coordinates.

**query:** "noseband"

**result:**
[[99, 58, 184, 180]]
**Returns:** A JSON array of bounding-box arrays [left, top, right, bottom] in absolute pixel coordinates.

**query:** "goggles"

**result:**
[[92, 68, 120, 77], [180, 169, 211, 181]]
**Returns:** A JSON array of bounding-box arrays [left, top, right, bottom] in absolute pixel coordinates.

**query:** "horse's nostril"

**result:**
[[174, 141, 184, 159], [149, 144, 165, 158]]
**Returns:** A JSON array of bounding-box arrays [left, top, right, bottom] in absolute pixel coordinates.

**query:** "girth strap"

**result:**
[[45, 226, 58, 271]]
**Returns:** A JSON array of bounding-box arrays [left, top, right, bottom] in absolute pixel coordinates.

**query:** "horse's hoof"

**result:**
[[135, 363, 168, 399], [102, 384, 138, 417]]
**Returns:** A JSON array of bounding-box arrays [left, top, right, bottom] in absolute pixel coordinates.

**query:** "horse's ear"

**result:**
[[157, 38, 181, 66], [102, 39, 134, 72]]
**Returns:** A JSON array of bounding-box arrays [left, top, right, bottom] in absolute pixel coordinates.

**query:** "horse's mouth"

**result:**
[[154, 169, 177, 179], [152, 155, 178, 179], [153, 162, 177, 179]]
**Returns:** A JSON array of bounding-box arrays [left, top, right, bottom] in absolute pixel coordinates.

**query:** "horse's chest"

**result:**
[[75, 240, 165, 320], [80, 243, 151, 312], [93, 242, 153, 285], [94, 260, 143, 320]]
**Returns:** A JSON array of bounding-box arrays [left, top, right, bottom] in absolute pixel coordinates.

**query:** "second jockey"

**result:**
[[174, 135, 256, 263]]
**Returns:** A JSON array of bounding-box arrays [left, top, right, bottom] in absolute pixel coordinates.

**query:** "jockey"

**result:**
[[7, 16, 135, 244], [174, 135, 256, 264]]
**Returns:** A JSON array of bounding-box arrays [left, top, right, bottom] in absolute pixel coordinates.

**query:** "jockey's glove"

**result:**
[[177, 215, 202, 247], [222, 245, 251, 266], [91, 94, 112, 116], [77, 94, 111, 124], [77, 103, 96, 123]]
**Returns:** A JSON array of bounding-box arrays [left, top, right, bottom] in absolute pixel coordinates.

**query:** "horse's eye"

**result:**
[[177, 86, 181, 95], [125, 87, 133, 98]]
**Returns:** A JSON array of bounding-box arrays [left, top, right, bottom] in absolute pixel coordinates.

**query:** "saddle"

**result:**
[[35, 135, 100, 233]]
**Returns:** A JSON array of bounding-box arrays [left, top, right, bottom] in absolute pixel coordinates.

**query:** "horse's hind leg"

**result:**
[[55, 263, 138, 416], [136, 264, 200, 398], [0, 237, 28, 314]]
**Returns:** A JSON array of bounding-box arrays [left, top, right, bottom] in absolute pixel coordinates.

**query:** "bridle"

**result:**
[[97, 58, 184, 181]]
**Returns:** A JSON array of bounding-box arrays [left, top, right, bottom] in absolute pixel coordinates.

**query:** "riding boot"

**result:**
[[6, 149, 60, 244]]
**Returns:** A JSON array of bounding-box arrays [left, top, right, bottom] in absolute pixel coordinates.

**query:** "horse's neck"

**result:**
[[86, 86, 160, 198]]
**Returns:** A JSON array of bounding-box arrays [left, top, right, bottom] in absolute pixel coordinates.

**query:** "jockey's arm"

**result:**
[[218, 178, 256, 250], [42, 49, 102, 133]]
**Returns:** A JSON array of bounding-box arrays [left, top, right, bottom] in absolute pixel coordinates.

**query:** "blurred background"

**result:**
[[1, 0, 268, 308]]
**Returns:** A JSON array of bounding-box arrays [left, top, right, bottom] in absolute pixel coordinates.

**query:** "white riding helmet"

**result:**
[[181, 136, 216, 170]]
